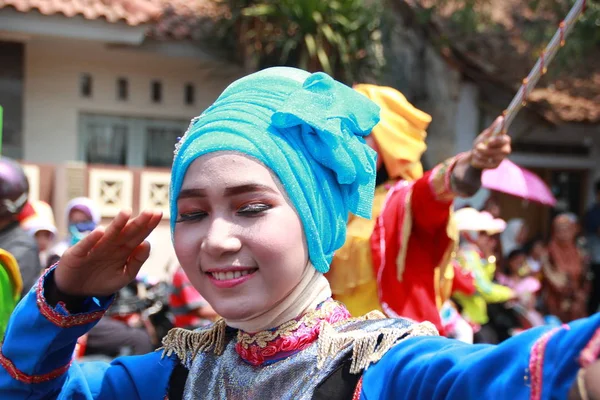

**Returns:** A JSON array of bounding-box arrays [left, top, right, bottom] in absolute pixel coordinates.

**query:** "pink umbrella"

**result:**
[[482, 159, 557, 207]]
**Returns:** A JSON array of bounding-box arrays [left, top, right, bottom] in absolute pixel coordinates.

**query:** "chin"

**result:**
[[213, 301, 258, 321]]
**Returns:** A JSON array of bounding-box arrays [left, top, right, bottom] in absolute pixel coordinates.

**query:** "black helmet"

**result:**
[[0, 157, 29, 218]]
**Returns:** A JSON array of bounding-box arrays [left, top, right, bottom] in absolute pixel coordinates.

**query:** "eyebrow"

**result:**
[[178, 184, 278, 200]]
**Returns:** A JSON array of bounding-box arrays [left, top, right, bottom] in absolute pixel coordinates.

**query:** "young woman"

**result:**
[[1, 67, 600, 399]]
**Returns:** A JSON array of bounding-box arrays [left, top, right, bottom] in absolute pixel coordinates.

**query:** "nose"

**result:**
[[201, 216, 242, 257]]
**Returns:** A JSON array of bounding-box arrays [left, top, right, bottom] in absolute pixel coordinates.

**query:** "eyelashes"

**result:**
[[176, 203, 273, 223], [238, 203, 272, 215], [175, 211, 207, 223]]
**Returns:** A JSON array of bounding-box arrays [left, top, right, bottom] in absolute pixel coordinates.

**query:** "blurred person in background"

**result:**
[[21, 200, 57, 268], [546, 213, 589, 322], [451, 208, 514, 344], [0, 157, 41, 297], [496, 249, 546, 335], [524, 236, 549, 276], [49, 197, 101, 261], [170, 266, 218, 330]]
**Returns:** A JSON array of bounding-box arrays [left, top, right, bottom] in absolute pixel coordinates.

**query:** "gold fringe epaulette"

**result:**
[[160, 319, 227, 364], [317, 311, 438, 373]]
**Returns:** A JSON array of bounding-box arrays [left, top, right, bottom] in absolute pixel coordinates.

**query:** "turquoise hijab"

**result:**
[[170, 67, 379, 273]]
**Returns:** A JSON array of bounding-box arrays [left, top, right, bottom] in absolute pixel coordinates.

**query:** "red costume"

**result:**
[[371, 156, 462, 333]]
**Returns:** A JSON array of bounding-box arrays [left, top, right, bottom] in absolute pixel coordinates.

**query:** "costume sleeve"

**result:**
[[361, 314, 600, 400], [0, 266, 174, 399], [450, 262, 476, 296], [410, 155, 462, 236], [471, 266, 514, 304]]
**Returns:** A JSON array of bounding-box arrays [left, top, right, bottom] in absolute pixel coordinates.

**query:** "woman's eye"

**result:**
[[238, 203, 271, 215], [176, 211, 207, 223]]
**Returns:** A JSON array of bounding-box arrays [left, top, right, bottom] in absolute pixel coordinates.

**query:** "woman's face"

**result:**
[[69, 208, 92, 224], [476, 232, 498, 257], [34, 230, 53, 251], [553, 216, 576, 243], [174, 153, 308, 321]]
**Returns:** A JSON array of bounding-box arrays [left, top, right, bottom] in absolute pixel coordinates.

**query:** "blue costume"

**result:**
[[2, 269, 600, 399], [1, 68, 599, 399]]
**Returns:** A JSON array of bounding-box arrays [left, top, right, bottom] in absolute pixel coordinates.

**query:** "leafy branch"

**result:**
[[212, 0, 385, 84]]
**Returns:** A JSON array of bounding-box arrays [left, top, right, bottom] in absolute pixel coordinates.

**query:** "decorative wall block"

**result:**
[[88, 168, 133, 217], [22, 164, 40, 203], [139, 171, 170, 218]]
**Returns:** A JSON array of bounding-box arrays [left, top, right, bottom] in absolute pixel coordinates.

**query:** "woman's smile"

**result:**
[[205, 267, 259, 288]]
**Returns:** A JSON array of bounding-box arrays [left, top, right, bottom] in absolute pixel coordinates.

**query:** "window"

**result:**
[[0, 41, 24, 159], [151, 80, 162, 103], [146, 126, 182, 167], [184, 83, 195, 105], [79, 114, 187, 167], [80, 116, 128, 165], [117, 78, 128, 101], [80, 73, 92, 98]]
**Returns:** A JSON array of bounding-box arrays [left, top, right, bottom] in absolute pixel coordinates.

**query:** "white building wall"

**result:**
[[22, 37, 240, 164]]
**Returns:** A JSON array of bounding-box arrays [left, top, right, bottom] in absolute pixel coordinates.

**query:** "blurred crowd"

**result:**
[[441, 180, 600, 344]]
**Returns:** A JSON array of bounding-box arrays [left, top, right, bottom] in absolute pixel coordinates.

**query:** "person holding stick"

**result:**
[[1, 67, 600, 399]]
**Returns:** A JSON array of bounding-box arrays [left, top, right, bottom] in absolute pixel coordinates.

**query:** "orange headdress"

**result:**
[[353, 84, 431, 181]]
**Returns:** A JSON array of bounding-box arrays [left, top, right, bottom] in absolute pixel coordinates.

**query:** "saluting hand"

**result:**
[[54, 209, 163, 298]]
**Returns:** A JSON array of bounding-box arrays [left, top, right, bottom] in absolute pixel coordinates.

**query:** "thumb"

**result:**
[[124, 240, 151, 281]]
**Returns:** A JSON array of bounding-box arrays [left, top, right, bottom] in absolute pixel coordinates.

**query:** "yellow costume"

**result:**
[[326, 85, 432, 316]]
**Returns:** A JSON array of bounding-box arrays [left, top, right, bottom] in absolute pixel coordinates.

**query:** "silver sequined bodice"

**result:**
[[183, 317, 413, 400]]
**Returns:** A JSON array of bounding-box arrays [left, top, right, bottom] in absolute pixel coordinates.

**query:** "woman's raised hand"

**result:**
[[469, 116, 512, 170], [54, 209, 163, 297]]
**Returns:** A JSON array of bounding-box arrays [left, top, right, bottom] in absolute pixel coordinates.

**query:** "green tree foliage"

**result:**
[[422, 0, 599, 71], [525, 0, 600, 67], [213, 0, 385, 84]]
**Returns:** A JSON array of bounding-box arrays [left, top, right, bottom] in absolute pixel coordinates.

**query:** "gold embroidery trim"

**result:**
[[395, 189, 413, 282], [237, 300, 341, 349], [161, 307, 438, 374]]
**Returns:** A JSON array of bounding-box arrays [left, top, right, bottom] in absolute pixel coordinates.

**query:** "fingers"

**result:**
[[119, 210, 163, 250], [471, 118, 512, 170], [123, 241, 152, 281], [92, 209, 162, 255], [103, 209, 132, 239], [65, 227, 105, 258]]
